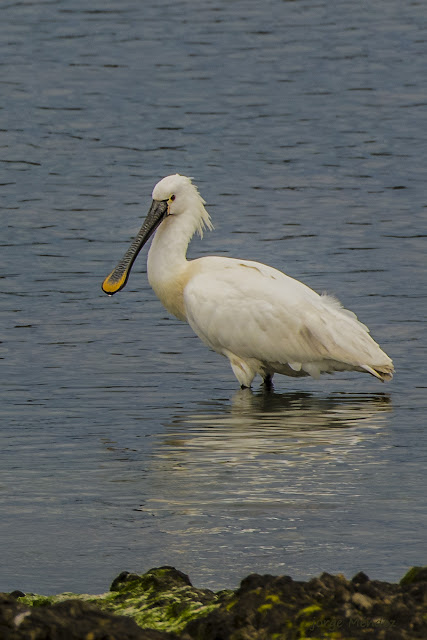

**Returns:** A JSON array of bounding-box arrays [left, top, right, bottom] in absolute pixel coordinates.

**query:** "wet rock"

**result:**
[[351, 591, 374, 611], [0, 595, 174, 639], [4, 565, 427, 639], [400, 566, 427, 586], [352, 571, 370, 585], [184, 566, 427, 639], [111, 567, 192, 594]]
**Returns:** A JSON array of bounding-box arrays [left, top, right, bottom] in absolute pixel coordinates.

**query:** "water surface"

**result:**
[[1, 0, 426, 594]]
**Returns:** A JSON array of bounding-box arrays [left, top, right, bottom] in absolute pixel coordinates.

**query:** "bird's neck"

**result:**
[[148, 214, 194, 273], [146, 216, 195, 321]]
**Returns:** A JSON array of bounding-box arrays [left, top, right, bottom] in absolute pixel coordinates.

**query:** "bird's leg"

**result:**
[[263, 373, 274, 391]]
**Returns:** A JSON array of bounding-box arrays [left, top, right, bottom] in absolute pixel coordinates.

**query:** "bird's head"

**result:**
[[152, 174, 212, 235], [152, 173, 194, 215], [102, 174, 212, 295]]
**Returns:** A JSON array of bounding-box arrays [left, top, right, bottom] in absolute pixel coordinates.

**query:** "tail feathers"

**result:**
[[361, 363, 394, 382]]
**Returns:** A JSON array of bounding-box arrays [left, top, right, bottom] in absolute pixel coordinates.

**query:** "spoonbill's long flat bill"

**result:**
[[102, 174, 394, 388]]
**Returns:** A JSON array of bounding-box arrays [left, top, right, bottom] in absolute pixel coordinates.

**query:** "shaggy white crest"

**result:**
[[152, 174, 213, 238]]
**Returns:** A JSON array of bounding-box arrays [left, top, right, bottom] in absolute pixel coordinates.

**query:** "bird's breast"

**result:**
[[148, 269, 191, 322]]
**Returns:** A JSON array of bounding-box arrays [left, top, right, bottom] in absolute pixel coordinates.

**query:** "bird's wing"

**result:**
[[183, 257, 385, 370]]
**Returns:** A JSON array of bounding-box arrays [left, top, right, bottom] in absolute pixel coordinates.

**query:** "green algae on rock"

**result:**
[[5, 565, 427, 639], [399, 565, 427, 586], [16, 566, 230, 637]]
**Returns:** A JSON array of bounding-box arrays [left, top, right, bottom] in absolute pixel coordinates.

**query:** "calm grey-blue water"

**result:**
[[1, 0, 426, 595]]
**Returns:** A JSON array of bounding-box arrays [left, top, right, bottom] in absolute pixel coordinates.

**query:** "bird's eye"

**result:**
[[170, 194, 176, 201]]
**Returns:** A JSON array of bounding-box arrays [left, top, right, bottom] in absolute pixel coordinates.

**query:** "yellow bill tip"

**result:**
[[102, 268, 129, 295]]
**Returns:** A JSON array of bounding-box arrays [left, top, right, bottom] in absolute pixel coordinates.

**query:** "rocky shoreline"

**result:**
[[1, 565, 427, 639]]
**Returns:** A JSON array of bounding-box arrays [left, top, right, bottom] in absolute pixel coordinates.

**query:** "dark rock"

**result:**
[[237, 572, 279, 593], [0, 596, 175, 640], [352, 571, 370, 585], [184, 608, 234, 640], [0, 594, 30, 636], [111, 566, 192, 594], [400, 566, 427, 586], [183, 566, 427, 639], [5, 565, 427, 639]]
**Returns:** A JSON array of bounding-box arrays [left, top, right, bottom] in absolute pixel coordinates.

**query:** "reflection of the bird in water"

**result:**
[[158, 390, 392, 461], [143, 391, 393, 519], [135, 389, 395, 593], [221, 388, 390, 429]]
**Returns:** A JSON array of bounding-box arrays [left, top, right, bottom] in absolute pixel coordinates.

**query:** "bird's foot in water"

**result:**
[[263, 374, 274, 391]]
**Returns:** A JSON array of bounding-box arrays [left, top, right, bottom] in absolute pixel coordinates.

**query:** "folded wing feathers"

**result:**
[[184, 259, 394, 382], [308, 293, 394, 380]]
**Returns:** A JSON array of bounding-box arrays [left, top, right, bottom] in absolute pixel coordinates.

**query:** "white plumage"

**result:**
[[102, 174, 394, 388]]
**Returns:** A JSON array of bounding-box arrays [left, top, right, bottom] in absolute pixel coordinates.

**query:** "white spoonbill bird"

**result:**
[[102, 174, 394, 388]]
